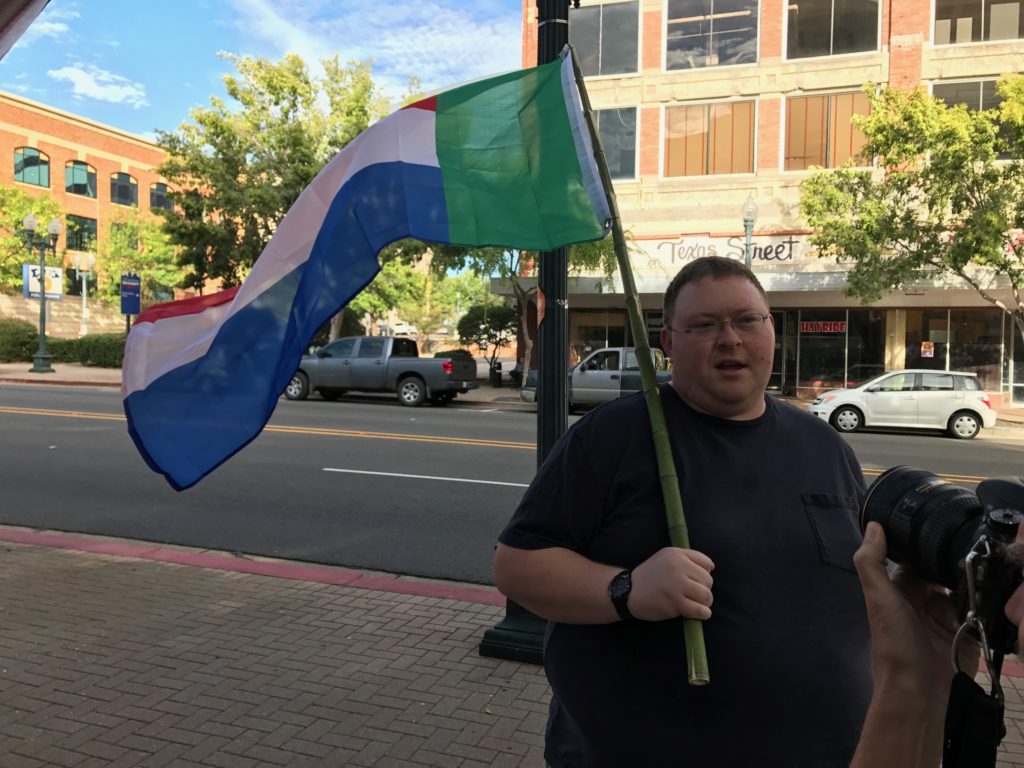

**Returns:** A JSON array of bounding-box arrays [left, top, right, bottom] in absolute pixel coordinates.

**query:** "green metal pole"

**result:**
[[30, 234, 54, 374]]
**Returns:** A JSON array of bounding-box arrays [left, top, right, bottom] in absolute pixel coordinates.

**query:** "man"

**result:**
[[495, 256, 872, 767]]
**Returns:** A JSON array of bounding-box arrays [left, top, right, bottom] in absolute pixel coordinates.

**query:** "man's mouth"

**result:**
[[716, 361, 746, 371]]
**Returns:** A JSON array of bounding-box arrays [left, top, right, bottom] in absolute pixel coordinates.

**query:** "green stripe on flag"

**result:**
[[435, 58, 607, 251]]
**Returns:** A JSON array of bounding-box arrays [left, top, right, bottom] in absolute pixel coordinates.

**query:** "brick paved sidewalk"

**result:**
[[0, 540, 549, 768]]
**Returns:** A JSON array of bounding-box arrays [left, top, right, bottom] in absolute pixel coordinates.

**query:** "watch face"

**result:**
[[609, 571, 631, 600]]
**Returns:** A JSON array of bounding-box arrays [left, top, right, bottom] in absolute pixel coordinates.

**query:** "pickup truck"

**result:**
[[285, 336, 479, 407], [520, 347, 672, 410]]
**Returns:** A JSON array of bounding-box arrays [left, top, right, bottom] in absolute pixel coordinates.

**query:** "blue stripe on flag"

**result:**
[[125, 161, 450, 490]]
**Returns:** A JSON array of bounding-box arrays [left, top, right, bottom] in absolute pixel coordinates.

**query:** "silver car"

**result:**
[[808, 369, 997, 439]]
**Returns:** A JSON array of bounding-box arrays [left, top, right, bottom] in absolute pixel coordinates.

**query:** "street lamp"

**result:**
[[75, 251, 95, 337], [22, 212, 62, 373], [741, 195, 758, 270]]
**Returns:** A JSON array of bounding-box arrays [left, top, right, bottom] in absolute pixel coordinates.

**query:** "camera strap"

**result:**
[[942, 669, 1005, 768]]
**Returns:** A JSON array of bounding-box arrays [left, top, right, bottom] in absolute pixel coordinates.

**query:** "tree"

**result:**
[[347, 258, 424, 334], [97, 209, 184, 304], [428, 238, 618, 373], [156, 53, 389, 290], [0, 185, 63, 293], [800, 75, 1024, 347], [457, 302, 517, 370]]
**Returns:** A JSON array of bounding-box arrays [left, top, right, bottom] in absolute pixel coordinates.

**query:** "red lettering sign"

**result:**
[[800, 321, 847, 333]]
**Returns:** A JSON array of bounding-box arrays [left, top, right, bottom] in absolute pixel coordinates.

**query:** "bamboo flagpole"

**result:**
[[564, 45, 710, 685]]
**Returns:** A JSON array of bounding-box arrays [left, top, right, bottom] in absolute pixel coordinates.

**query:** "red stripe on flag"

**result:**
[[136, 286, 240, 325], [403, 95, 437, 112]]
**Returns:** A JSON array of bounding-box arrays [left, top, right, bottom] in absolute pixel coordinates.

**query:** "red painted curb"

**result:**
[[0, 377, 120, 388], [0, 527, 506, 607]]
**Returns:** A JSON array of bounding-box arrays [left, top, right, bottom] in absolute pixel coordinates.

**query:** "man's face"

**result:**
[[660, 275, 775, 420]]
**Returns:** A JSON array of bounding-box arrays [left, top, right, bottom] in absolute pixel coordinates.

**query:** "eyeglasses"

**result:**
[[667, 313, 770, 338]]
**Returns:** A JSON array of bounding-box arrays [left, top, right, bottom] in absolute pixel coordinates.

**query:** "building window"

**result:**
[[664, 101, 755, 176], [787, 0, 878, 59], [65, 161, 97, 198], [110, 172, 138, 206], [596, 108, 637, 180], [666, 0, 758, 70], [569, 1, 639, 76], [785, 92, 870, 170], [14, 147, 49, 187], [935, 0, 1023, 44], [66, 214, 97, 251], [933, 80, 1012, 157], [150, 182, 173, 211]]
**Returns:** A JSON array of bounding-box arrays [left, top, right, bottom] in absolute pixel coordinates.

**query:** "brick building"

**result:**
[[0, 90, 170, 334], [519, 0, 1024, 404]]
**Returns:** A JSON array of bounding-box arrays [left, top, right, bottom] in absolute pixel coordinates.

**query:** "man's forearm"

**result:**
[[851, 675, 936, 768], [493, 544, 622, 624]]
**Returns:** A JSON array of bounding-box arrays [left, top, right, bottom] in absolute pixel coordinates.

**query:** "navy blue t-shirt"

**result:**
[[499, 386, 872, 767]]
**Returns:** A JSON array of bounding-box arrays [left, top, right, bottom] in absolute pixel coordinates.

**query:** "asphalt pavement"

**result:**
[[3, 362, 1024, 766]]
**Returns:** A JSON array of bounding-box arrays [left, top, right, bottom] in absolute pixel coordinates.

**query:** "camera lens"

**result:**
[[861, 466, 982, 589]]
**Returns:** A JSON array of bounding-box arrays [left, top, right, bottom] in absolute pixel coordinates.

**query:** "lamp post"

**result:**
[[22, 213, 62, 373], [75, 252, 95, 337], [741, 195, 758, 270]]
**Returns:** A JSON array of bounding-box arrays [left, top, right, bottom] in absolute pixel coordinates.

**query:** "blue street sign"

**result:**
[[121, 274, 141, 315]]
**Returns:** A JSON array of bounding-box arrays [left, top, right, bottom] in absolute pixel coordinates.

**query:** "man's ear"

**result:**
[[660, 326, 672, 354]]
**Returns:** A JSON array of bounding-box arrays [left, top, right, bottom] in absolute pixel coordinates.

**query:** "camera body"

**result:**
[[861, 467, 1024, 655]]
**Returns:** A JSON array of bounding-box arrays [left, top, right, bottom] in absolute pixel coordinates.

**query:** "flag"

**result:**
[[123, 50, 610, 490]]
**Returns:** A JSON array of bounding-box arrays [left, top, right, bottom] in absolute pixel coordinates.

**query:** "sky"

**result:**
[[0, 0, 523, 141]]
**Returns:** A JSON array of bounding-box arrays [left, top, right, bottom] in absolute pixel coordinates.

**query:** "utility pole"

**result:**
[[479, 0, 572, 664]]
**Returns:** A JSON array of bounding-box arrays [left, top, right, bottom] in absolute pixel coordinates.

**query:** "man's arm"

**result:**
[[493, 543, 715, 625]]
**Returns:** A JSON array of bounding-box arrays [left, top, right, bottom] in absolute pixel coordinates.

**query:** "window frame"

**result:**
[[782, 0, 882, 62], [569, 0, 642, 79], [14, 147, 50, 188], [660, 97, 759, 179], [663, 0, 762, 72], [65, 160, 97, 198], [110, 172, 139, 207], [781, 89, 872, 172], [149, 181, 173, 212]]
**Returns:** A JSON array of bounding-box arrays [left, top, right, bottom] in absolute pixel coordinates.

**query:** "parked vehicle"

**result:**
[[520, 347, 672, 410], [286, 336, 478, 407], [808, 369, 997, 439]]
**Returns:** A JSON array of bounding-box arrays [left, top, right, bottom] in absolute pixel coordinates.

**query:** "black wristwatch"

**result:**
[[608, 569, 635, 621]]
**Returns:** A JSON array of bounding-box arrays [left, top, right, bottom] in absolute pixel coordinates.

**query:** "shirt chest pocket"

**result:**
[[803, 493, 862, 574]]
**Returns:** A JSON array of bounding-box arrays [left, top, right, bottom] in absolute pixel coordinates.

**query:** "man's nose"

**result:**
[[715, 321, 743, 344]]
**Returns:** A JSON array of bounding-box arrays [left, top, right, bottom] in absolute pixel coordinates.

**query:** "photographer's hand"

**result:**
[[851, 522, 978, 767]]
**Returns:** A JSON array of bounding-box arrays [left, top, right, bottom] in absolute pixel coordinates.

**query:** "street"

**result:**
[[2, 383, 1023, 585]]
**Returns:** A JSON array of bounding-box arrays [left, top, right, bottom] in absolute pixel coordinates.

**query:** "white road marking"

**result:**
[[322, 468, 529, 488]]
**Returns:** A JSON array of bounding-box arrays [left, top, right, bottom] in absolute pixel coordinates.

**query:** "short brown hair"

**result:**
[[662, 256, 768, 323]]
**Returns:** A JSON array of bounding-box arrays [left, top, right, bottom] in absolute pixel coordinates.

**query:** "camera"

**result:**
[[861, 466, 1024, 657]]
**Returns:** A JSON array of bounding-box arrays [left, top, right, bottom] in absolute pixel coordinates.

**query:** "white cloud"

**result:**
[[47, 63, 149, 109], [226, 0, 521, 104], [14, 7, 80, 47]]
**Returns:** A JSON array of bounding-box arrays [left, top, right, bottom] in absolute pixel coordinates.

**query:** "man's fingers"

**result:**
[[853, 522, 891, 594]]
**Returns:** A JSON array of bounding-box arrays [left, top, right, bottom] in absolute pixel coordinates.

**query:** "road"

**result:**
[[2, 383, 1023, 584]]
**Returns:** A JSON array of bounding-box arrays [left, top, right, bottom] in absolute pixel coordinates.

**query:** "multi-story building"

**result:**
[[0, 90, 171, 334], [520, 0, 1024, 405]]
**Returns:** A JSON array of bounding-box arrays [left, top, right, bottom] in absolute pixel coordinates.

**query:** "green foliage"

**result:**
[[98, 209, 183, 304], [0, 316, 38, 361], [0, 186, 64, 294], [348, 259, 424, 329], [308, 312, 363, 350], [433, 348, 474, 360], [457, 302, 517, 368], [157, 53, 388, 290], [0, 317, 123, 366], [77, 333, 126, 367], [800, 76, 1024, 343]]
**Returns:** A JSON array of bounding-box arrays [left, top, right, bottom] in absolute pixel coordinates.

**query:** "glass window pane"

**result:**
[[797, 310, 847, 395], [569, 5, 600, 76], [709, 101, 754, 174], [713, 0, 758, 65], [933, 81, 982, 108], [986, 1, 1021, 40], [950, 308, 1003, 390], [667, 0, 713, 70], [832, 0, 878, 54], [788, 0, 832, 58], [935, 0, 982, 43], [357, 338, 386, 358], [111, 173, 138, 207], [786, 95, 827, 169], [66, 214, 97, 251], [665, 105, 708, 176], [597, 108, 637, 179], [600, 2, 639, 75], [829, 91, 870, 166]]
